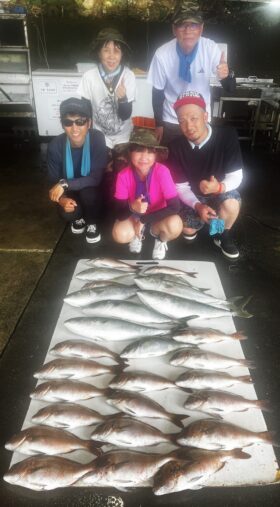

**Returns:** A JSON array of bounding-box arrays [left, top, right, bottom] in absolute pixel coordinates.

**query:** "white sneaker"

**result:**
[[129, 235, 143, 254], [152, 239, 168, 260]]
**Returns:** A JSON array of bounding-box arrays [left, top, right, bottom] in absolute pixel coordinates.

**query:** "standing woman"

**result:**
[[112, 128, 183, 260], [77, 28, 136, 170]]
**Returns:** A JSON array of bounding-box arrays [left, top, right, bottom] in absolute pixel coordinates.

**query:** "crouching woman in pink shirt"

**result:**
[[112, 128, 183, 260]]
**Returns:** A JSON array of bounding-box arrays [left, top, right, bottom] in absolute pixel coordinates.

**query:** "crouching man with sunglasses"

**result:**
[[48, 97, 108, 243]]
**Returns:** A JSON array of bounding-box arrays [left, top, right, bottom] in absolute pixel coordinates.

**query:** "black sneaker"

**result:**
[[86, 224, 101, 244], [214, 230, 239, 259], [71, 218, 86, 234]]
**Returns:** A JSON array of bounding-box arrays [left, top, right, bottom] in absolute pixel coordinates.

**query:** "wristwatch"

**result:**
[[59, 179, 68, 190]]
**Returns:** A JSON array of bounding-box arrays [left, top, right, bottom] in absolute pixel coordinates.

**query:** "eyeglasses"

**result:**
[[62, 118, 88, 127], [176, 22, 202, 32]]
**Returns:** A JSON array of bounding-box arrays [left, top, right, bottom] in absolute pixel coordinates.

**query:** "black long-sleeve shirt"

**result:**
[[47, 128, 108, 191], [115, 196, 181, 224]]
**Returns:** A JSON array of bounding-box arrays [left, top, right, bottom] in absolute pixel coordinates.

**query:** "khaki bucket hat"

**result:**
[[129, 128, 167, 151], [92, 28, 131, 51]]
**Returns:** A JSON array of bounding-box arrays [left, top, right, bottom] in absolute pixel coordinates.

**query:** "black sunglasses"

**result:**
[[62, 118, 88, 127]]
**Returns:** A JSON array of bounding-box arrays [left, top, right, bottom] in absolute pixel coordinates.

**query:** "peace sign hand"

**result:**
[[116, 78, 127, 100]]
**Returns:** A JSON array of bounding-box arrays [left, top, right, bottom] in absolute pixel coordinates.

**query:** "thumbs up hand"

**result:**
[[131, 194, 149, 214], [116, 77, 127, 100], [199, 175, 222, 195], [216, 51, 229, 80]]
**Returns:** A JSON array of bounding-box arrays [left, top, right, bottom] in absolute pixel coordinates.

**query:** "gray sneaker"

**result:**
[[129, 235, 143, 254], [152, 239, 168, 260]]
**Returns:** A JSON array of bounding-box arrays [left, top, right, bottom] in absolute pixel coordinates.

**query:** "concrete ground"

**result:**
[[0, 138, 279, 506]]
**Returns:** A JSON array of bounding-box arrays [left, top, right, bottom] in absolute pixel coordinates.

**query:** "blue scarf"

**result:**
[[98, 63, 122, 83], [65, 132, 91, 179], [176, 42, 198, 83]]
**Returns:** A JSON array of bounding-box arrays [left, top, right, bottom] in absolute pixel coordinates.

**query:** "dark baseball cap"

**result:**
[[59, 97, 92, 119], [172, 1, 204, 25]]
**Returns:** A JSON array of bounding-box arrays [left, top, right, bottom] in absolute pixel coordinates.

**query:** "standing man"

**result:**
[[48, 97, 108, 243], [148, 1, 235, 145], [168, 91, 243, 259]]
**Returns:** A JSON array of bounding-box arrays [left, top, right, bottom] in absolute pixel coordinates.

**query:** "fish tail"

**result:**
[[231, 331, 248, 340], [259, 430, 279, 446], [112, 365, 126, 375], [232, 295, 253, 318], [171, 413, 189, 429], [241, 359, 256, 369], [256, 400, 273, 412], [86, 440, 104, 456], [118, 358, 129, 368], [231, 449, 251, 459], [239, 375, 253, 384], [186, 272, 198, 278]]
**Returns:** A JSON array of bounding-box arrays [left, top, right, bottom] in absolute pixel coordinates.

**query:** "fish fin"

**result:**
[[231, 331, 248, 341], [256, 400, 272, 413], [232, 295, 253, 318], [231, 449, 251, 459]]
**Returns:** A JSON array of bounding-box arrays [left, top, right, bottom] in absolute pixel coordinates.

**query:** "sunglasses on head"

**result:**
[[62, 118, 88, 127]]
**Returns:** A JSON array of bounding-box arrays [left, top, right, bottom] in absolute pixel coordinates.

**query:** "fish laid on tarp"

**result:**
[[32, 402, 111, 429], [30, 380, 106, 402], [76, 266, 135, 281], [76, 450, 174, 490], [4, 455, 95, 491], [137, 290, 252, 320], [109, 370, 177, 393], [90, 415, 176, 448], [106, 390, 188, 429], [120, 336, 190, 359], [170, 348, 255, 370], [50, 339, 124, 365], [175, 369, 252, 390], [140, 266, 197, 279], [176, 419, 278, 450], [183, 390, 271, 418], [82, 300, 176, 326], [86, 257, 136, 271], [64, 317, 171, 341], [153, 449, 250, 495], [82, 276, 134, 289], [33, 358, 122, 380], [5, 426, 102, 456], [172, 327, 247, 345], [135, 276, 240, 311], [64, 285, 136, 308]]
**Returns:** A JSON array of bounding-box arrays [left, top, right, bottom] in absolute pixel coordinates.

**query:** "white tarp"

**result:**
[[8, 260, 279, 488]]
